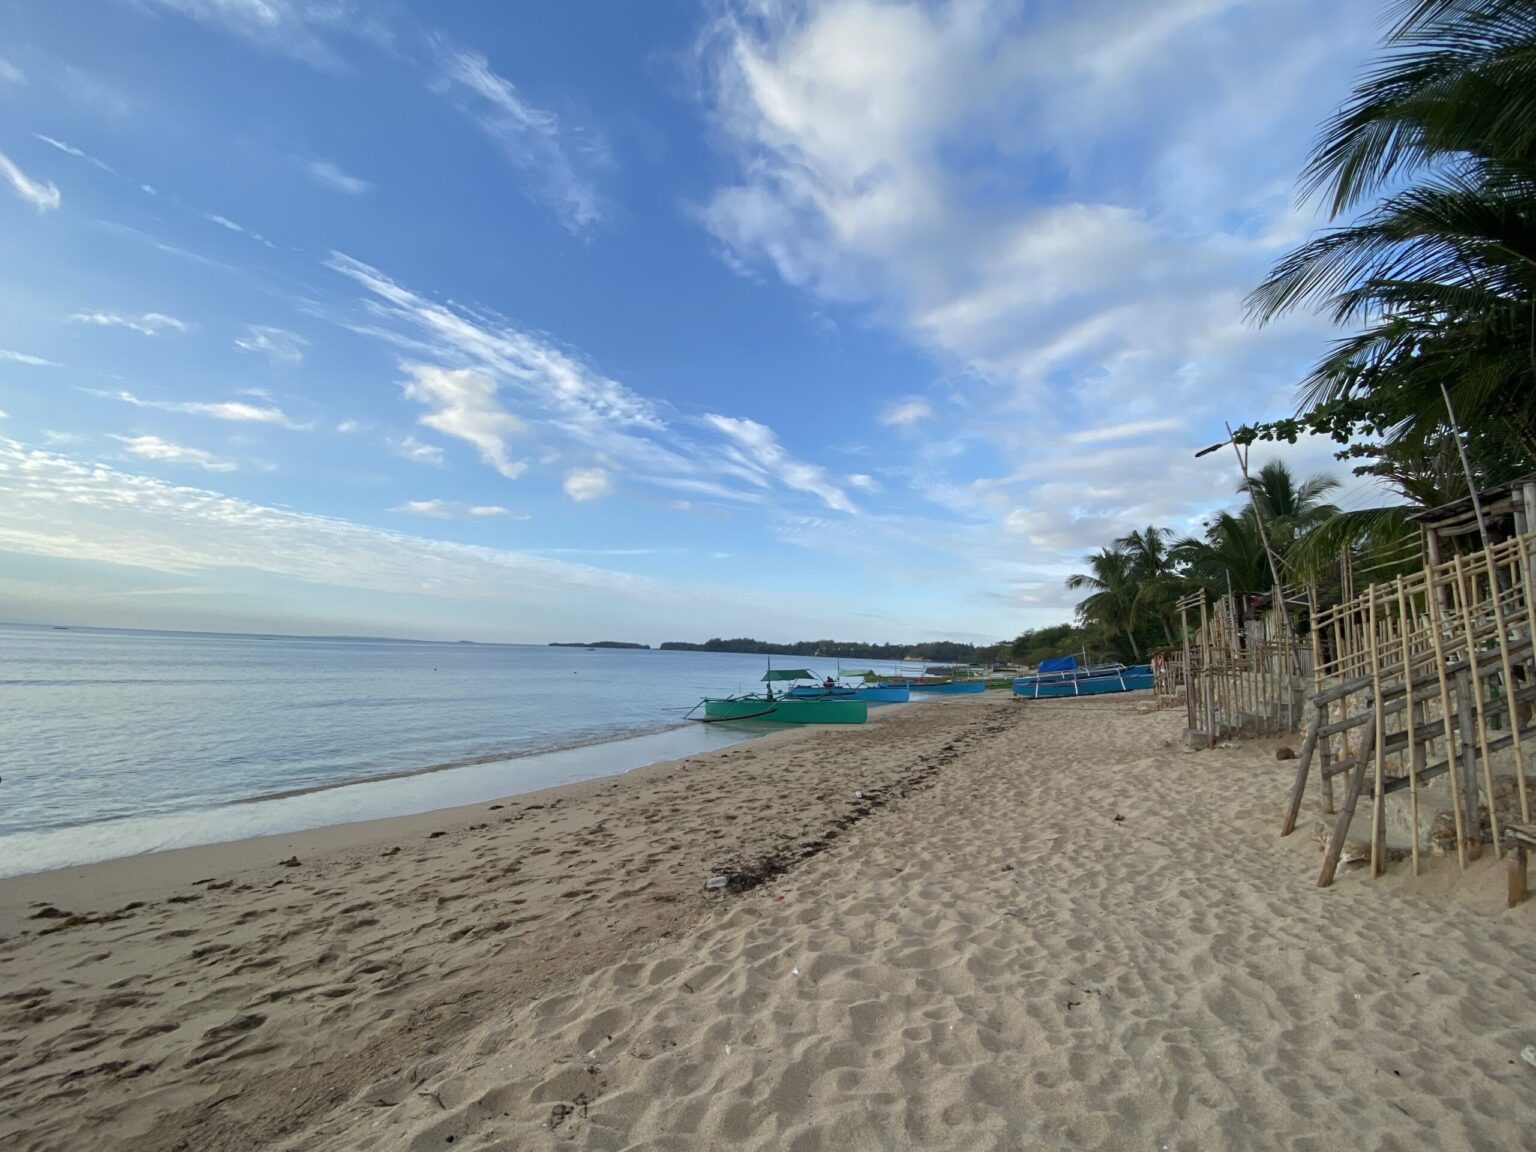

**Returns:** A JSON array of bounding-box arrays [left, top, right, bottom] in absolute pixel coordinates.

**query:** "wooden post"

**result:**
[[1320, 719, 1378, 887], [1282, 704, 1321, 836], [1367, 590, 1387, 877], [1396, 577, 1422, 877], [1485, 543, 1530, 825], [1456, 669, 1484, 863], [1453, 554, 1501, 858], [1426, 553, 1469, 870], [1509, 843, 1528, 908]]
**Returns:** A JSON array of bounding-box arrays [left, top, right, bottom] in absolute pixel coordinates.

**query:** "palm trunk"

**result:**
[[1123, 625, 1141, 660]]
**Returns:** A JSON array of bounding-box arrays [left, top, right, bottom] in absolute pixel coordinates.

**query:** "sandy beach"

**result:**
[[4, 694, 1535, 1151]]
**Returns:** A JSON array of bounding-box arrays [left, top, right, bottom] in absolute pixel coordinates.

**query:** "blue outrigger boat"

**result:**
[[908, 679, 986, 695], [788, 669, 910, 703], [1011, 655, 1152, 699]]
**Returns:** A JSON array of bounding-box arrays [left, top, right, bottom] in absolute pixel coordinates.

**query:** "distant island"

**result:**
[[659, 637, 1007, 663], [548, 641, 652, 649]]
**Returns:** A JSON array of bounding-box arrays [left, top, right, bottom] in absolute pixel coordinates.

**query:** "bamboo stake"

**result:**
[[1395, 577, 1421, 877], [1367, 588, 1387, 877], [1453, 554, 1501, 858], [1425, 555, 1468, 870], [1485, 545, 1531, 825]]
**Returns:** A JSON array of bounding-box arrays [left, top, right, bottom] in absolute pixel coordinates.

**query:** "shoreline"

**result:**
[[0, 715, 795, 880]]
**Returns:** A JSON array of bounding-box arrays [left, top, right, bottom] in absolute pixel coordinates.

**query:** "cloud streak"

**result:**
[[428, 35, 609, 234], [394, 499, 527, 520], [110, 434, 236, 472], [300, 156, 370, 195], [235, 325, 308, 365], [0, 148, 60, 210], [111, 389, 307, 429], [71, 311, 189, 336]]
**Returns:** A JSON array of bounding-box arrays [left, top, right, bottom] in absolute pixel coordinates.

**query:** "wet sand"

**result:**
[[4, 694, 1534, 1151]]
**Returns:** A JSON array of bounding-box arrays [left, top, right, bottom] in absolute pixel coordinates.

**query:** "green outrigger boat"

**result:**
[[693, 669, 868, 725]]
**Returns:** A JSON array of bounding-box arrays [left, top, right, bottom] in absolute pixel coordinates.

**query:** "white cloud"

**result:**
[[879, 397, 932, 427], [110, 434, 236, 472], [207, 213, 245, 232], [847, 472, 881, 492], [390, 435, 444, 466], [111, 389, 306, 429], [697, 0, 1374, 587], [33, 133, 115, 174], [0, 55, 24, 85], [70, 311, 188, 336], [1069, 418, 1188, 444], [235, 325, 309, 365], [300, 156, 370, 195], [336, 418, 360, 433], [0, 408, 7, 418], [0, 349, 60, 367], [394, 499, 527, 520], [0, 439, 851, 640], [399, 361, 528, 479], [702, 413, 855, 514], [428, 35, 609, 234], [327, 253, 865, 514], [0, 148, 60, 211], [563, 466, 613, 502]]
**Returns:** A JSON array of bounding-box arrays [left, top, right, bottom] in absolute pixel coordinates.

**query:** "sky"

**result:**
[[0, 0, 1395, 645]]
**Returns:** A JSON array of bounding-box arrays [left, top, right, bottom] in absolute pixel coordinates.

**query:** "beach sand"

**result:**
[[4, 695, 1535, 1150]]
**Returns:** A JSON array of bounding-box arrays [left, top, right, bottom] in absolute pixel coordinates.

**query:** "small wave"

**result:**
[[230, 721, 689, 804]]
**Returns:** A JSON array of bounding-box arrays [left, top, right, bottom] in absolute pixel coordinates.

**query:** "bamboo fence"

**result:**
[[1280, 529, 1536, 886], [1178, 587, 1310, 744]]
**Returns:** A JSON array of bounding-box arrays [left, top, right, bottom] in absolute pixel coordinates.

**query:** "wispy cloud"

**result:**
[[428, 34, 609, 234], [235, 325, 308, 365], [121, 0, 350, 68], [0, 349, 61, 367], [299, 155, 370, 195], [1069, 417, 1187, 444], [399, 362, 528, 480], [336, 418, 360, 433], [393, 499, 527, 520], [0, 55, 24, 85], [879, 397, 932, 428], [111, 389, 306, 429], [110, 433, 236, 472], [563, 466, 613, 502], [33, 134, 115, 174], [390, 434, 444, 467], [328, 252, 853, 513], [0, 148, 60, 211], [70, 311, 188, 336], [702, 414, 855, 514]]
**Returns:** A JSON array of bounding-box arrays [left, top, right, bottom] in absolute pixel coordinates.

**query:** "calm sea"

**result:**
[[0, 624, 858, 877]]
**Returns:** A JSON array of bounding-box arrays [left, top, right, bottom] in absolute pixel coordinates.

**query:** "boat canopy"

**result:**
[[762, 669, 818, 682], [840, 668, 873, 676], [1038, 655, 1078, 673]]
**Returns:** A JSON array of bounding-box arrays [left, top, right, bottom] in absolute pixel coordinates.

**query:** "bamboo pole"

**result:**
[[1424, 555, 1469, 870], [1453, 554, 1501, 858], [1395, 577, 1421, 877], [1485, 545, 1531, 825], [1367, 588, 1387, 877]]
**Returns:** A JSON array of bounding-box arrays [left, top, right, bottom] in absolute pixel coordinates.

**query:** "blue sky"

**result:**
[[0, 0, 1389, 644]]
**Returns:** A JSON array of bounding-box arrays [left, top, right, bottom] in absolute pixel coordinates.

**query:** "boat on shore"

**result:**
[[787, 669, 910, 703], [1011, 656, 1153, 699], [693, 669, 869, 724], [908, 680, 987, 695]]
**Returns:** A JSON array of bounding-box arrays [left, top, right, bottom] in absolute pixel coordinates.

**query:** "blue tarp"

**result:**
[[1038, 655, 1078, 673]]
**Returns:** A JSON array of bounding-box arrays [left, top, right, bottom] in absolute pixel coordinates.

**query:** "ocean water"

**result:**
[[0, 625, 837, 877]]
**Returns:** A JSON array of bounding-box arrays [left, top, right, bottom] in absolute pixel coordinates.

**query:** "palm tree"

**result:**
[[1173, 512, 1271, 598], [1247, 0, 1536, 478], [1065, 547, 1145, 660], [1114, 525, 1180, 644]]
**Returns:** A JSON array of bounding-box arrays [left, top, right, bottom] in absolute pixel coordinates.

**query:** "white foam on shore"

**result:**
[[0, 723, 762, 878]]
